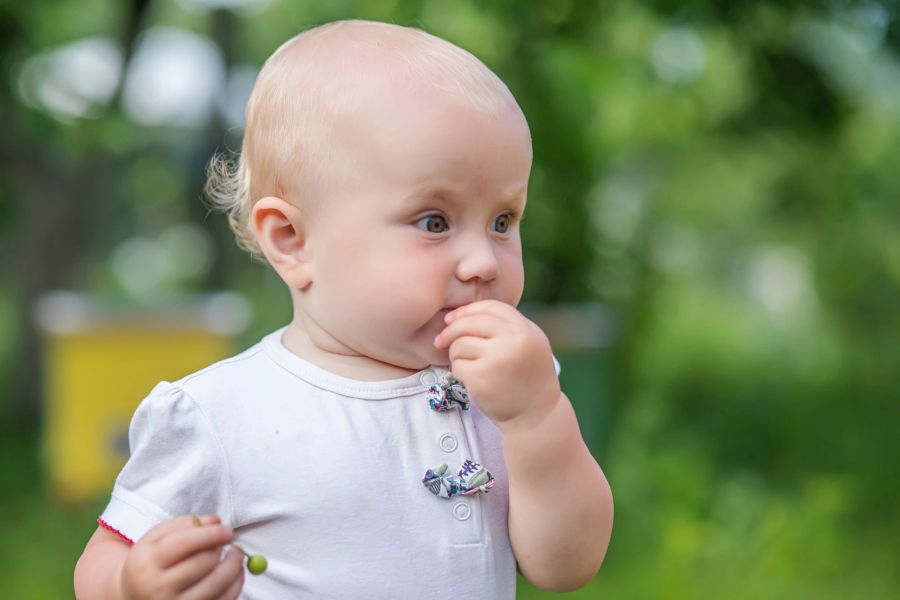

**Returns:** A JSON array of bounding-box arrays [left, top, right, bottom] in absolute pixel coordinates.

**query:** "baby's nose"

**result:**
[[455, 237, 499, 283]]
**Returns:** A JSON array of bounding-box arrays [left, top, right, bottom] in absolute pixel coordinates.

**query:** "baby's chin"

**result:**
[[370, 313, 453, 370], [426, 346, 451, 369], [408, 343, 452, 370], [392, 345, 450, 371], [363, 336, 449, 372]]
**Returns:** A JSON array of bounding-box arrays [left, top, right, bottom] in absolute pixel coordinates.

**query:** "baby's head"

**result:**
[[207, 20, 533, 370]]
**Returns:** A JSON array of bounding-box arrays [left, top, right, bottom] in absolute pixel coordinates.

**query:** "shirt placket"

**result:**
[[419, 368, 492, 545]]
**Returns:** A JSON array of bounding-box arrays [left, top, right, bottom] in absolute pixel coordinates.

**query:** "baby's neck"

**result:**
[[280, 320, 421, 381]]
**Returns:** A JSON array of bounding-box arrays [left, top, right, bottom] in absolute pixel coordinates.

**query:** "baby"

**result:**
[[74, 19, 613, 599]]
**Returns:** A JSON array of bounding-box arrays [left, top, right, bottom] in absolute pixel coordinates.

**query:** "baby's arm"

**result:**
[[74, 515, 244, 599], [74, 527, 131, 598], [435, 301, 614, 591], [502, 392, 613, 591]]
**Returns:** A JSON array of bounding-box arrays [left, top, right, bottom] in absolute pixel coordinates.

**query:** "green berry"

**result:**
[[247, 554, 268, 575]]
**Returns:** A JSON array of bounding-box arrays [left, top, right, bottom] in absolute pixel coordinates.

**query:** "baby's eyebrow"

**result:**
[[401, 185, 461, 204], [405, 185, 527, 208]]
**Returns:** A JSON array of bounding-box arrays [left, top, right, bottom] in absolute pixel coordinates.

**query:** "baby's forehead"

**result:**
[[270, 21, 519, 118]]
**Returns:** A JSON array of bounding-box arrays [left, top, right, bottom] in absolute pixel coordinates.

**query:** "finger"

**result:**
[[155, 524, 234, 568], [445, 299, 516, 324], [182, 545, 245, 600], [448, 357, 480, 385], [448, 336, 486, 363], [143, 514, 220, 544], [219, 567, 246, 600], [166, 547, 222, 592], [435, 314, 499, 349]]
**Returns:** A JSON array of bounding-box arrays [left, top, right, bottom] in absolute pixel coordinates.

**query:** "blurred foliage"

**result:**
[[1, 0, 899, 597]]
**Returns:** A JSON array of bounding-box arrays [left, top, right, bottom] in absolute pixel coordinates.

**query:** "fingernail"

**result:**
[[444, 312, 454, 323]]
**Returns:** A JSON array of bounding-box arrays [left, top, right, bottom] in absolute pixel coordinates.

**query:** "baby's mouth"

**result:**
[[437, 301, 478, 322], [438, 306, 460, 319], [441, 301, 475, 313]]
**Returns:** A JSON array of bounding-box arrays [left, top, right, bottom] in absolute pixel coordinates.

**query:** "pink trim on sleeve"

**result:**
[[98, 516, 135, 545]]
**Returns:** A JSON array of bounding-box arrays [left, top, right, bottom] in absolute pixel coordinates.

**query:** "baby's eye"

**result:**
[[491, 213, 514, 234], [415, 214, 449, 233]]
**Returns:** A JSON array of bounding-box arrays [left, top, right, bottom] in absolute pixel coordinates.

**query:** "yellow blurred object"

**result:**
[[36, 292, 251, 503]]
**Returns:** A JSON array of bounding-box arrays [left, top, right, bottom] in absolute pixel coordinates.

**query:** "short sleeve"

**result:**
[[99, 381, 232, 543]]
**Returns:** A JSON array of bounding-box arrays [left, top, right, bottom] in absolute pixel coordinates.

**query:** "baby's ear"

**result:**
[[252, 196, 313, 289]]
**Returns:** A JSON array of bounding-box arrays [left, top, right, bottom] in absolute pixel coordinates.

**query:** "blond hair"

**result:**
[[204, 19, 523, 261]]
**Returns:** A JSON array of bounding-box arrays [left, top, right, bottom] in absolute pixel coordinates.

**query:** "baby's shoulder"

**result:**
[[160, 337, 285, 414]]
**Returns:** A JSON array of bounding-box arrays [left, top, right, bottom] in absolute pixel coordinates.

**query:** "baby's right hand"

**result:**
[[120, 515, 244, 600]]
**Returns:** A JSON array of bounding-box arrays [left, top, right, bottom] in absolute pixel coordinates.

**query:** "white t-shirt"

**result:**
[[100, 325, 550, 599]]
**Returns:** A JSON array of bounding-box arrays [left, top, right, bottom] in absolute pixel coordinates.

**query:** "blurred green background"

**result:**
[[2, 0, 899, 597]]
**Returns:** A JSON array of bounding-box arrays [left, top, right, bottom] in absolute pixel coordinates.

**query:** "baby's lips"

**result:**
[[442, 301, 477, 322], [445, 298, 495, 321]]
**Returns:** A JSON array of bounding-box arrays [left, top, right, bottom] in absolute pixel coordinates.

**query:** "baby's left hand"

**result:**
[[434, 300, 561, 433]]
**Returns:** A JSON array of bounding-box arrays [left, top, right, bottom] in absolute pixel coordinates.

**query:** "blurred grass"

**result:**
[[0, 427, 105, 599]]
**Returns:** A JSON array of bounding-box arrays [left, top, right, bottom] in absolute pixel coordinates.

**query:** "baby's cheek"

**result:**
[[383, 257, 439, 290], [502, 264, 525, 306], [357, 277, 425, 326]]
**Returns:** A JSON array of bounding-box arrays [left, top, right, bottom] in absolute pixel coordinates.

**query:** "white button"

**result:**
[[439, 433, 458, 453], [452, 502, 471, 521], [420, 371, 437, 385]]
